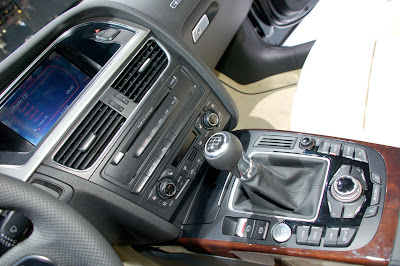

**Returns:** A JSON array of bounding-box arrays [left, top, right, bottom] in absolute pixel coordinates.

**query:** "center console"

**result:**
[[180, 130, 386, 252]]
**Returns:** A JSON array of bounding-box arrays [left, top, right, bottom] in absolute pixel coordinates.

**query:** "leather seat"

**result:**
[[291, 0, 400, 147]]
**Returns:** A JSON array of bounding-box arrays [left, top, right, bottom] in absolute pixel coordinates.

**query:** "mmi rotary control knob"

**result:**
[[203, 111, 219, 129], [331, 175, 362, 203], [158, 179, 177, 199]]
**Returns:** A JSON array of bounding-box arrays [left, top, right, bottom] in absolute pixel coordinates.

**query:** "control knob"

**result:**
[[203, 111, 219, 129], [331, 175, 362, 203], [158, 179, 177, 199], [299, 137, 315, 150]]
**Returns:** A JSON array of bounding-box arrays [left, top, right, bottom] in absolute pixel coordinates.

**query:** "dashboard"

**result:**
[[0, 0, 251, 245], [0, 0, 399, 265]]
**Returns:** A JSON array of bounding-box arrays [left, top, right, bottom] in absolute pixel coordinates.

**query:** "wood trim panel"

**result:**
[[177, 132, 400, 265]]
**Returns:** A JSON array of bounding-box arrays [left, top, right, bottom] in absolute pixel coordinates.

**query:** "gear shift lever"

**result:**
[[204, 132, 258, 180], [205, 131, 324, 211]]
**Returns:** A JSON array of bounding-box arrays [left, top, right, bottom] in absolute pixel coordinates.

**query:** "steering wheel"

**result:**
[[0, 174, 122, 265]]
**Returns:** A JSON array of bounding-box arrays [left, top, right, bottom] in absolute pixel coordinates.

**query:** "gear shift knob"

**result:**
[[204, 132, 243, 177]]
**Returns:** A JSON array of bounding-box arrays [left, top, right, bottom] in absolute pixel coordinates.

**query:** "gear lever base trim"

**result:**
[[227, 151, 330, 223]]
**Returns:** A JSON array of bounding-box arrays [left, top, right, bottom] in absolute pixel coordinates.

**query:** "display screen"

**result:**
[[172, 131, 197, 167], [0, 51, 91, 145]]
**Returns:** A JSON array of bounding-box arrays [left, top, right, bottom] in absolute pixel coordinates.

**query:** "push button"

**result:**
[[147, 188, 161, 206], [337, 228, 357, 247], [327, 191, 344, 218], [235, 218, 255, 238], [342, 145, 355, 159], [111, 152, 125, 165], [329, 142, 341, 156], [251, 220, 269, 240], [354, 147, 368, 163], [365, 206, 379, 218], [108, 100, 124, 112], [317, 141, 331, 154], [272, 223, 291, 243], [168, 76, 178, 89], [307, 227, 323, 246], [296, 226, 310, 245], [371, 173, 382, 185], [343, 195, 366, 219], [114, 93, 129, 105], [324, 228, 339, 247], [371, 185, 381, 205]]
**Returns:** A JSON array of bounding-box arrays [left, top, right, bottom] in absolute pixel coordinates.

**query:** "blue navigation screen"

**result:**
[[0, 52, 91, 145]]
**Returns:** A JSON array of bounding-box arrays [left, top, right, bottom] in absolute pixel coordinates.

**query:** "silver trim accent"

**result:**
[[0, 19, 151, 181], [13, 255, 54, 265], [227, 151, 331, 222], [175, 179, 189, 200], [218, 173, 233, 206], [51, 37, 171, 173]]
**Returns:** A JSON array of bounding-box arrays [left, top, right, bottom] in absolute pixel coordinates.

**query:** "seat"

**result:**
[[291, 0, 400, 147]]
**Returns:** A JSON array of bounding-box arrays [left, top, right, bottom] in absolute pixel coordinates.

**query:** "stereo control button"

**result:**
[[371, 173, 382, 185], [337, 228, 357, 247], [324, 228, 339, 247], [327, 191, 344, 218], [365, 206, 379, 218], [343, 195, 366, 219], [307, 227, 323, 246], [168, 76, 178, 89], [317, 141, 331, 154], [329, 142, 341, 156], [371, 185, 381, 205], [354, 147, 368, 163], [296, 226, 310, 245], [343, 145, 355, 159]]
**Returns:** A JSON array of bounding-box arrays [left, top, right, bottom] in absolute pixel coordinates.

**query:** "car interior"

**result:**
[[0, 0, 399, 265]]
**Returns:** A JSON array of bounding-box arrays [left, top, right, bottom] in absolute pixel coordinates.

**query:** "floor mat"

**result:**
[[215, 70, 300, 131]]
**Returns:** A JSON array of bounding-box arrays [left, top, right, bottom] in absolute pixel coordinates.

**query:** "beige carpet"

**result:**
[[214, 70, 300, 131]]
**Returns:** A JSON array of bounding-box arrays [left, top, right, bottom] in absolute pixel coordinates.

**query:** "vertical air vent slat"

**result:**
[[112, 39, 168, 104], [254, 136, 297, 149], [56, 104, 107, 166], [55, 102, 126, 170], [114, 44, 153, 91], [69, 108, 116, 169]]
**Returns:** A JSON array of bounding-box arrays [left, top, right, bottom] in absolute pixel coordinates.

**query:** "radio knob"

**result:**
[[203, 112, 219, 129], [158, 179, 177, 199]]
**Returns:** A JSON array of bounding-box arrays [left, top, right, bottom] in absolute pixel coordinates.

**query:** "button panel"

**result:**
[[217, 133, 385, 252]]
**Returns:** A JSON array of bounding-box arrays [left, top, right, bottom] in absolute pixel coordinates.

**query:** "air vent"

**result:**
[[112, 39, 168, 103], [54, 102, 126, 170], [254, 135, 297, 149]]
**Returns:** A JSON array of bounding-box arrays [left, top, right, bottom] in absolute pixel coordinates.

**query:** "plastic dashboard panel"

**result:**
[[0, 1, 240, 245]]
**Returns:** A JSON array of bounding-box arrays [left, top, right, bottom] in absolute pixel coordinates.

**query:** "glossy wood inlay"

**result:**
[[177, 132, 400, 265]]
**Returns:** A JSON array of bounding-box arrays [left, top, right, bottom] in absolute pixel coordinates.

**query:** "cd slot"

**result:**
[[119, 89, 169, 154], [130, 95, 178, 157]]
